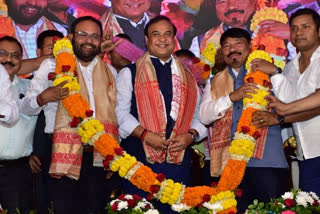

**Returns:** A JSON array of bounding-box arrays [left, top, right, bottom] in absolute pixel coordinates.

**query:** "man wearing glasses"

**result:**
[[21, 16, 118, 214], [0, 36, 37, 214]]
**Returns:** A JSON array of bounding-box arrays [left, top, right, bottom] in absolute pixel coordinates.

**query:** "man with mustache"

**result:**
[[100, 0, 151, 51], [257, 8, 320, 197], [116, 15, 206, 213], [200, 0, 257, 51], [199, 28, 288, 213], [0, 36, 37, 214], [21, 16, 119, 213]]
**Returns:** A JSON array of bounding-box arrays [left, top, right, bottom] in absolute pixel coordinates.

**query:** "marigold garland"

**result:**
[[52, 38, 276, 213]]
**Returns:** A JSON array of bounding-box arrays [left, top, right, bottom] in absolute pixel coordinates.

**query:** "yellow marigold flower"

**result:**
[[246, 50, 272, 71], [53, 38, 74, 58]]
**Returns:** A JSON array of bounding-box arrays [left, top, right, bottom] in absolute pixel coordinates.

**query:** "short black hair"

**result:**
[[70, 16, 103, 37], [115, 33, 133, 43], [144, 15, 177, 37], [174, 49, 195, 59], [0, 36, 23, 54], [289, 8, 320, 32], [37, 30, 64, 49], [220, 28, 251, 46]]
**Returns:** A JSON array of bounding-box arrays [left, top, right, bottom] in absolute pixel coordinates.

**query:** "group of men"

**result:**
[[0, 4, 320, 214]]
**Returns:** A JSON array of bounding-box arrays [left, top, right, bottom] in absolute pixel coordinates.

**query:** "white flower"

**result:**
[[124, 194, 133, 200], [136, 201, 146, 209], [298, 191, 314, 205], [203, 202, 223, 212], [110, 199, 120, 206], [171, 203, 190, 212], [117, 201, 128, 211], [144, 209, 159, 214], [282, 192, 294, 200], [310, 192, 320, 201], [296, 195, 308, 207]]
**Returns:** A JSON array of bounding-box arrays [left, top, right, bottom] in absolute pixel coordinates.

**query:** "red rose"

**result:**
[[204, 64, 211, 72], [85, 110, 94, 117], [263, 80, 271, 88], [246, 77, 254, 83], [102, 159, 109, 170], [111, 202, 118, 211], [68, 117, 81, 128], [156, 173, 165, 182], [235, 189, 243, 198], [241, 126, 250, 134], [203, 194, 211, 202], [133, 194, 142, 201], [228, 211, 236, 214], [127, 199, 136, 207], [74, 71, 77, 77], [118, 194, 126, 200], [105, 155, 114, 161], [258, 44, 266, 51], [192, 57, 200, 64], [147, 194, 153, 201], [114, 148, 124, 156], [210, 181, 218, 187], [145, 204, 151, 209], [52, 36, 60, 43], [284, 198, 295, 207], [274, 202, 278, 206], [149, 185, 160, 194], [313, 200, 319, 206], [62, 65, 71, 72], [197, 203, 203, 208], [48, 72, 56, 81], [253, 131, 261, 139]]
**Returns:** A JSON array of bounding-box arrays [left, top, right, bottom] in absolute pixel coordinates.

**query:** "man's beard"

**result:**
[[7, 4, 43, 25], [72, 39, 100, 63]]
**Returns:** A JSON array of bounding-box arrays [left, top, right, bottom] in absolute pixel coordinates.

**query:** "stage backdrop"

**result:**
[[2, 0, 319, 59]]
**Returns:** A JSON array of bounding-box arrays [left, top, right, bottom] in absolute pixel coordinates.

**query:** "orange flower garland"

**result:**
[[52, 38, 275, 213]]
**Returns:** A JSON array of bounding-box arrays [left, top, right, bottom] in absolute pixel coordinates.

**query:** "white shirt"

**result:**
[[0, 76, 37, 160], [0, 65, 19, 126], [21, 57, 115, 134], [114, 12, 149, 28], [116, 56, 207, 141], [271, 45, 320, 160]]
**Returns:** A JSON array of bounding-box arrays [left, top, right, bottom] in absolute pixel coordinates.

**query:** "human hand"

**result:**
[[38, 80, 69, 106], [101, 32, 123, 53], [250, 58, 278, 75], [144, 132, 169, 150], [258, 20, 290, 40], [266, 94, 288, 115], [252, 111, 279, 128], [168, 133, 193, 152], [29, 155, 42, 174], [229, 83, 258, 102]]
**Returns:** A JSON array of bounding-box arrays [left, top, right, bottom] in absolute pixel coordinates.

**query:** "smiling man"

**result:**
[[116, 15, 206, 213], [6, 0, 67, 59], [199, 28, 288, 213], [0, 36, 37, 214], [200, 0, 257, 51], [100, 0, 151, 50]]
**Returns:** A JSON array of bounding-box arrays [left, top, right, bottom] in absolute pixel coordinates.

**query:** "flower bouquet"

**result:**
[[106, 194, 159, 214], [247, 189, 320, 214]]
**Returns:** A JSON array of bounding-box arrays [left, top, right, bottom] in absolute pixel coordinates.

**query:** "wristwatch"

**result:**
[[277, 114, 285, 126], [271, 67, 282, 76]]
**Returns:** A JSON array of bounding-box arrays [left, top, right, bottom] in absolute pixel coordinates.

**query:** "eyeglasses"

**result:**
[[74, 31, 101, 42], [0, 50, 21, 60]]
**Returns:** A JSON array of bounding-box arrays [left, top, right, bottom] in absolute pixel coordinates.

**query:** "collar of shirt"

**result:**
[[231, 67, 239, 78], [292, 45, 320, 71], [114, 12, 149, 28], [149, 54, 173, 65], [78, 57, 98, 72], [14, 17, 44, 33]]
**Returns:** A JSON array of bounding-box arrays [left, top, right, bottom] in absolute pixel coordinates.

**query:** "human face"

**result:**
[[0, 40, 22, 81], [108, 51, 131, 72], [221, 37, 250, 71], [216, 0, 256, 27], [145, 20, 175, 62], [7, 0, 47, 25], [37, 36, 57, 57], [111, 0, 151, 23], [71, 20, 101, 65], [290, 14, 320, 52]]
